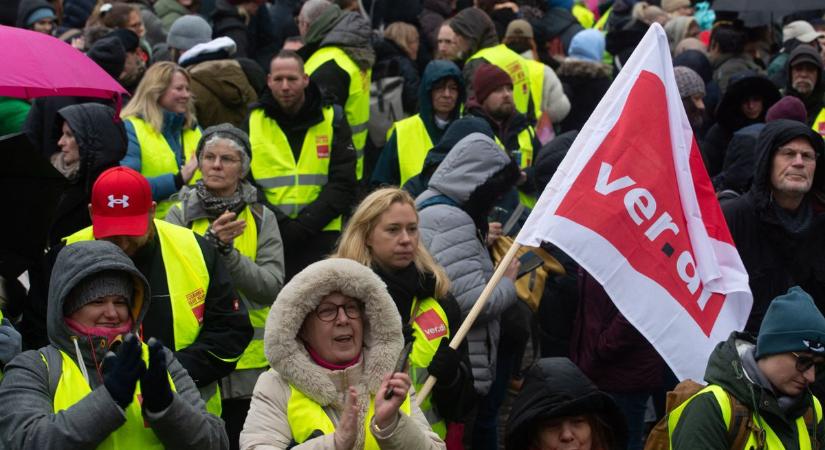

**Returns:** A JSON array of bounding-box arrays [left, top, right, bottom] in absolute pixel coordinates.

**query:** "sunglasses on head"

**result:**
[[792, 352, 825, 373]]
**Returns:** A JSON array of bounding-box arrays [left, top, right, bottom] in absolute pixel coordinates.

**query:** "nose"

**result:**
[[103, 302, 119, 319], [559, 422, 575, 442], [792, 153, 806, 165], [399, 230, 411, 243], [334, 306, 350, 324], [804, 366, 816, 384]]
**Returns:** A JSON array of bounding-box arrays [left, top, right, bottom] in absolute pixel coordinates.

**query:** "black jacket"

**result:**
[[557, 58, 613, 133], [722, 120, 825, 333], [211, 0, 278, 70], [373, 37, 421, 115]]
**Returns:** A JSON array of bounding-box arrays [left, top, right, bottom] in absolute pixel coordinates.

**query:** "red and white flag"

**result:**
[[516, 24, 752, 381]]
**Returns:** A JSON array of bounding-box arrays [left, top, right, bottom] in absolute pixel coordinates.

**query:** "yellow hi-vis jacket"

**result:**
[[407, 296, 450, 439]]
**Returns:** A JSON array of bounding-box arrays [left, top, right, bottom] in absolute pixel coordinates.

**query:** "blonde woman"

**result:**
[[120, 61, 202, 218], [334, 187, 475, 441], [378, 22, 421, 114]]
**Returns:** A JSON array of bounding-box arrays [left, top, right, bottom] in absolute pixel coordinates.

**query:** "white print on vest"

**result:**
[[108, 194, 130, 208], [594, 162, 714, 311]]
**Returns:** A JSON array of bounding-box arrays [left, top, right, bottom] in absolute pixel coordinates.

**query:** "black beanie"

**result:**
[[105, 28, 139, 53], [87, 36, 126, 79]]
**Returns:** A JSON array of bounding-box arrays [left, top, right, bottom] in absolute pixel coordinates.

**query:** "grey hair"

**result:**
[[200, 133, 250, 177], [300, 0, 332, 23]]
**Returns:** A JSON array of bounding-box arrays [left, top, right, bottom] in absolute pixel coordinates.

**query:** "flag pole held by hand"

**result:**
[[415, 242, 522, 406]]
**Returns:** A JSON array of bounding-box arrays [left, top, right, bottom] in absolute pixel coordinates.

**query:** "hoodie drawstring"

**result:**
[[70, 336, 90, 384]]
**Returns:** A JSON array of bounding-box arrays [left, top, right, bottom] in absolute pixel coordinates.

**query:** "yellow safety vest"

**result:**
[[124, 116, 202, 219], [49, 344, 176, 449], [525, 59, 546, 122], [495, 128, 538, 208], [190, 206, 267, 370], [468, 45, 532, 117], [287, 384, 412, 449], [813, 108, 825, 139], [63, 221, 224, 416], [248, 107, 342, 232], [595, 6, 612, 31], [305, 46, 371, 179], [572, 3, 595, 28], [394, 114, 434, 186], [408, 297, 449, 439], [668, 385, 823, 450]]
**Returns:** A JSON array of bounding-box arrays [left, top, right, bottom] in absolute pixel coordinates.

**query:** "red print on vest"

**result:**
[[415, 309, 448, 341]]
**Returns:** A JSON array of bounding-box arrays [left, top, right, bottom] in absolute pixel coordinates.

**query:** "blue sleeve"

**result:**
[[370, 131, 401, 188], [120, 119, 179, 201]]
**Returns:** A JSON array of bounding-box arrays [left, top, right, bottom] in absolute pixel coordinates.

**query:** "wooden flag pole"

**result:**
[[415, 241, 522, 406]]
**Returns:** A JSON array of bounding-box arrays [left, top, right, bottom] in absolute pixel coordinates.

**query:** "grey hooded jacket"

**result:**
[[0, 240, 229, 449], [415, 134, 518, 395]]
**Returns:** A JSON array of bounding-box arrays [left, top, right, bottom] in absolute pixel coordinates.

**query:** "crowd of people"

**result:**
[[1, 0, 825, 449]]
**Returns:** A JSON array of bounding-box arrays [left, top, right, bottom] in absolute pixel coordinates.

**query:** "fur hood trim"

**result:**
[[264, 258, 403, 406], [557, 58, 612, 79]]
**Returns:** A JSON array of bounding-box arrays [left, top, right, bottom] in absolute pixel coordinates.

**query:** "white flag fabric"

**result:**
[[516, 24, 752, 381]]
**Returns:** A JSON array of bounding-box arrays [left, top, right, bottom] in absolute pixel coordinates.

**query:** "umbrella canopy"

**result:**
[[712, 0, 825, 13], [0, 25, 127, 107]]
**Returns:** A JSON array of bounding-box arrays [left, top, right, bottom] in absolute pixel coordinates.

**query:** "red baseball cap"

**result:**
[[91, 167, 153, 239]]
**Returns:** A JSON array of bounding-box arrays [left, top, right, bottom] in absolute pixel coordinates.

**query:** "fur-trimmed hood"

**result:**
[[556, 57, 612, 79], [264, 258, 403, 406]]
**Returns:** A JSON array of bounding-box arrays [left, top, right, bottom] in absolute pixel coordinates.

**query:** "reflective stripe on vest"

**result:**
[[814, 108, 825, 139], [395, 114, 434, 186], [191, 206, 268, 370], [525, 59, 546, 122], [287, 385, 412, 449], [305, 46, 371, 179], [468, 45, 532, 116], [408, 297, 449, 439], [668, 384, 823, 449], [51, 345, 176, 449], [249, 107, 342, 231], [125, 116, 202, 219], [63, 221, 223, 416]]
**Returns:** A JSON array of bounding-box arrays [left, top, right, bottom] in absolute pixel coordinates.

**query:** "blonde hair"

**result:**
[[384, 22, 420, 59], [632, 2, 668, 26], [120, 61, 196, 132], [335, 188, 450, 298]]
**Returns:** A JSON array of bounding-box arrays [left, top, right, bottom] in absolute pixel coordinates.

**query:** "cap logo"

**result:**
[[108, 194, 130, 208], [803, 339, 825, 353]]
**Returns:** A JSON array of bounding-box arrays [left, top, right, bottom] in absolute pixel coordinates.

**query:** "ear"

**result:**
[[88, 203, 93, 221], [148, 202, 156, 218]]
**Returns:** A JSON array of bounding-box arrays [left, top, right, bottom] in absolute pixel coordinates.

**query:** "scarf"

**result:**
[[64, 317, 133, 345], [51, 152, 80, 181], [372, 263, 437, 325], [306, 344, 361, 370], [194, 180, 245, 217], [771, 198, 814, 236], [742, 346, 805, 414]]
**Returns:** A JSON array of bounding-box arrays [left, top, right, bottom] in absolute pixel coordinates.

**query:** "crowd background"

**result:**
[[1, 0, 825, 449]]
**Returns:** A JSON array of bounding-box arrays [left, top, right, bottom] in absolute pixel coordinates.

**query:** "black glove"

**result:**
[[103, 333, 145, 409], [427, 339, 460, 386], [140, 337, 174, 413], [402, 323, 415, 347], [280, 218, 314, 242]]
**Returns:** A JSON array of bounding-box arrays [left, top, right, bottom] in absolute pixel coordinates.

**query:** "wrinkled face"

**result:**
[[437, 24, 458, 60], [159, 71, 191, 114], [791, 62, 819, 96], [300, 292, 364, 365], [759, 352, 820, 397], [482, 84, 515, 121], [740, 96, 764, 120], [533, 416, 593, 450], [267, 57, 309, 112], [431, 78, 460, 119], [68, 294, 130, 328], [770, 137, 817, 199], [367, 202, 418, 271], [32, 18, 55, 34], [58, 122, 81, 165], [200, 140, 243, 197], [126, 10, 145, 38]]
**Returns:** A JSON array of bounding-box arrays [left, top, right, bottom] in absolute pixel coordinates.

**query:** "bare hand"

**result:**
[[486, 222, 503, 247], [334, 386, 358, 450], [180, 153, 199, 184], [503, 257, 521, 282], [210, 210, 246, 244], [373, 372, 411, 430]]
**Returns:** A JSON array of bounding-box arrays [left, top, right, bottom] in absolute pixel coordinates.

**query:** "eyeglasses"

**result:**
[[203, 153, 242, 165], [314, 301, 363, 322], [776, 147, 819, 164], [791, 352, 825, 373]]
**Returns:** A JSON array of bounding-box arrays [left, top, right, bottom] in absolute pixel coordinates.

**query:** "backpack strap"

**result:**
[[725, 391, 763, 450], [38, 346, 64, 401]]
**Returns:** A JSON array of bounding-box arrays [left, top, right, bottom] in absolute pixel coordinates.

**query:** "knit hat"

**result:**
[[765, 96, 808, 123], [25, 7, 56, 26], [661, 0, 691, 13], [106, 28, 139, 52], [196, 124, 252, 177], [505, 19, 533, 40], [755, 286, 825, 359], [782, 20, 824, 44], [167, 15, 213, 51], [674, 66, 705, 98], [568, 29, 605, 63], [64, 270, 133, 316], [472, 63, 512, 104], [87, 36, 127, 79]]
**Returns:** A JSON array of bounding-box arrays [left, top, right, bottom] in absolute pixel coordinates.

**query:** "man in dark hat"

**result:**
[[784, 45, 825, 129]]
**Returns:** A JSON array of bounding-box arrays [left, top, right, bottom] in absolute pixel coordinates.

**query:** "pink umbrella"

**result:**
[[0, 25, 127, 111]]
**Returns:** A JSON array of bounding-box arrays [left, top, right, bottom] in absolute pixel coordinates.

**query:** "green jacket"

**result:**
[[671, 332, 825, 450]]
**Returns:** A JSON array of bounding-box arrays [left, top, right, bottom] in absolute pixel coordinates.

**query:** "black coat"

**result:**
[[722, 120, 825, 333], [557, 58, 613, 133], [373, 38, 421, 115], [211, 0, 278, 70]]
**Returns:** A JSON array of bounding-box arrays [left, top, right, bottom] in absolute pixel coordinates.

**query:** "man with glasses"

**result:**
[[670, 286, 825, 449], [722, 120, 825, 334]]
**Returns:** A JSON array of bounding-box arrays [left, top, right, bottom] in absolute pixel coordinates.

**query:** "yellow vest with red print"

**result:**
[[408, 296, 449, 439], [305, 46, 371, 179], [394, 114, 434, 186], [47, 344, 177, 450], [287, 384, 412, 449], [248, 106, 341, 232], [468, 44, 532, 117], [813, 108, 825, 139], [124, 116, 202, 219]]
